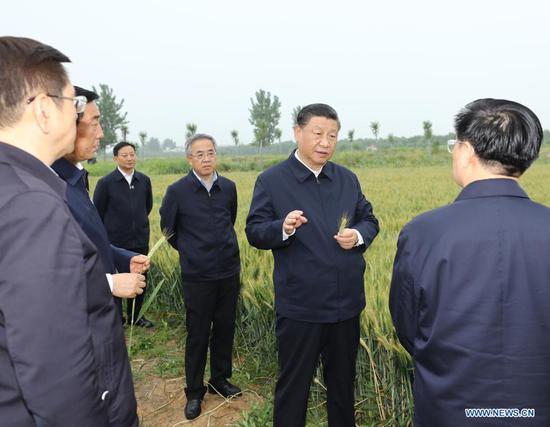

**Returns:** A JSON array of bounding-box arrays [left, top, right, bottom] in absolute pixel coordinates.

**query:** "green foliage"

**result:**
[[231, 129, 240, 146], [162, 138, 176, 150], [422, 120, 433, 141], [249, 89, 281, 147], [185, 123, 197, 139], [370, 121, 380, 141], [92, 84, 128, 153]]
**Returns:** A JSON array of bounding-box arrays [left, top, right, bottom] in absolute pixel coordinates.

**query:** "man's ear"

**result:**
[[293, 125, 301, 143], [32, 94, 53, 134]]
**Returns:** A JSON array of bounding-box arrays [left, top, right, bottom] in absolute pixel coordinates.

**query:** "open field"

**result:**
[[91, 153, 550, 426]]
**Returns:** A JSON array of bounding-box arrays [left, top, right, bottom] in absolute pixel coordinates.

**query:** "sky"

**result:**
[[4, 0, 549, 146]]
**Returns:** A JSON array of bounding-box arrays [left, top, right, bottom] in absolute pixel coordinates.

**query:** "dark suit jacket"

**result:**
[[0, 142, 137, 426], [246, 151, 379, 323], [94, 168, 152, 249], [51, 158, 135, 274], [159, 171, 240, 281], [390, 179, 550, 426]]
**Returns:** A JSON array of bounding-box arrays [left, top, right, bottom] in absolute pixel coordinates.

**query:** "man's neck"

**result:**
[[0, 129, 59, 166], [295, 150, 322, 176], [193, 169, 214, 184], [118, 166, 134, 176]]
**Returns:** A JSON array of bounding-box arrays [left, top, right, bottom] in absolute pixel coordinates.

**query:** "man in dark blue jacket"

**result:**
[[160, 133, 241, 420], [52, 87, 148, 308], [390, 99, 550, 426], [0, 36, 138, 427], [246, 104, 379, 427], [94, 141, 154, 327]]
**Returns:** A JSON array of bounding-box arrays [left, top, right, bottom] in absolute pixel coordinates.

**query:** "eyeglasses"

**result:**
[[447, 139, 466, 153], [190, 151, 216, 161], [27, 94, 87, 114]]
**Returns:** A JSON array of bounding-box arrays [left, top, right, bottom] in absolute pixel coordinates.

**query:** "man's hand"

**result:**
[[334, 228, 358, 250], [130, 255, 150, 274], [112, 273, 146, 298], [283, 210, 308, 235]]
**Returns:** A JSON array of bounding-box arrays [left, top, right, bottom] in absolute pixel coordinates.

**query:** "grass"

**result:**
[[89, 147, 550, 426]]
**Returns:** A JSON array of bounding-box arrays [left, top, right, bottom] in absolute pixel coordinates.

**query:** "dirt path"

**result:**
[[133, 360, 262, 427]]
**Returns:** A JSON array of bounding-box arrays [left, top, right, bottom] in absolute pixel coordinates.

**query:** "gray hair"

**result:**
[[185, 133, 217, 156]]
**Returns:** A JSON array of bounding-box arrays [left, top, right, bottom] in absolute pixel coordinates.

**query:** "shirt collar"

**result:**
[[188, 170, 219, 192], [455, 178, 529, 202], [117, 166, 135, 180], [288, 149, 333, 182], [51, 157, 87, 186]]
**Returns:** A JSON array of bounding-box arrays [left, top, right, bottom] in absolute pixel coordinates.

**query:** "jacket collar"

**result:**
[[115, 167, 139, 181], [185, 170, 221, 192], [51, 157, 86, 186], [0, 142, 67, 199], [287, 149, 334, 182], [456, 178, 529, 202]]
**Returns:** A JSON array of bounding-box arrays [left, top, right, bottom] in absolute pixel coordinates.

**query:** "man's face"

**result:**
[[293, 116, 339, 170], [73, 102, 103, 162], [187, 138, 217, 179], [114, 145, 137, 172]]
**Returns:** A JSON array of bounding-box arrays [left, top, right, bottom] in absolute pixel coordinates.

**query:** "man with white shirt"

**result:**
[[94, 141, 154, 327], [159, 133, 241, 420], [246, 104, 379, 427], [52, 87, 148, 306]]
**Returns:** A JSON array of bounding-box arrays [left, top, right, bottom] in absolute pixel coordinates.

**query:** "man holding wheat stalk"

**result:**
[[246, 103, 379, 427]]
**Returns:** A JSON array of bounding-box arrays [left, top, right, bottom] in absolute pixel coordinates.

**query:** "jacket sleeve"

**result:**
[[389, 226, 417, 355], [350, 174, 379, 251], [159, 185, 179, 249], [111, 244, 137, 272], [146, 176, 153, 215], [0, 192, 109, 425], [92, 177, 108, 222], [245, 176, 290, 250], [231, 183, 238, 226]]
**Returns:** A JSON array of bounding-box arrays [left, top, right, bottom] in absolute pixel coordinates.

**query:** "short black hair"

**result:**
[[75, 86, 98, 103], [113, 141, 136, 156], [295, 103, 341, 130], [455, 98, 543, 177], [74, 86, 99, 124], [0, 36, 71, 128]]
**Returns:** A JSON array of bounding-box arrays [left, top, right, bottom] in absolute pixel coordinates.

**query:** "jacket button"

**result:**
[[101, 390, 109, 401]]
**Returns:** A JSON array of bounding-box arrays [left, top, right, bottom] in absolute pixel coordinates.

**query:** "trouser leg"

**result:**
[[273, 316, 322, 427], [209, 274, 240, 383], [182, 279, 217, 399], [321, 315, 360, 427]]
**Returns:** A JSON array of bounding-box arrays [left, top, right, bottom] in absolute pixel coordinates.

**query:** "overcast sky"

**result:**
[[4, 0, 548, 146]]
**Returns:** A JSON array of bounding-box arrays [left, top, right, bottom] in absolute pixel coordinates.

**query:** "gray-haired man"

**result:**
[[160, 134, 241, 420]]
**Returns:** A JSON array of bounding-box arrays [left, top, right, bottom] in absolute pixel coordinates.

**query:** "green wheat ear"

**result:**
[[338, 212, 350, 234]]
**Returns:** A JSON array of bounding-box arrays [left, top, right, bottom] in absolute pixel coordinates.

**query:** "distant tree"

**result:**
[[292, 105, 302, 125], [347, 129, 355, 151], [186, 123, 197, 139], [249, 89, 282, 168], [274, 128, 282, 144], [139, 131, 147, 158], [146, 137, 162, 153], [121, 125, 129, 141], [162, 138, 177, 151], [387, 133, 396, 144], [423, 120, 433, 156], [92, 84, 128, 156], [230, 129, 239, 146], [423, 120, 433, 141], [370, 121, 380, 142]]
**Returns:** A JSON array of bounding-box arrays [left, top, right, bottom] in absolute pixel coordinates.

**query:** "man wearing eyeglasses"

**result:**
[[390, 99, 550, 426], [52, 88, 149, 315], [93, 141, 154, 327], [160, 133, 241, 420], [0, 36, 138, 426]]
